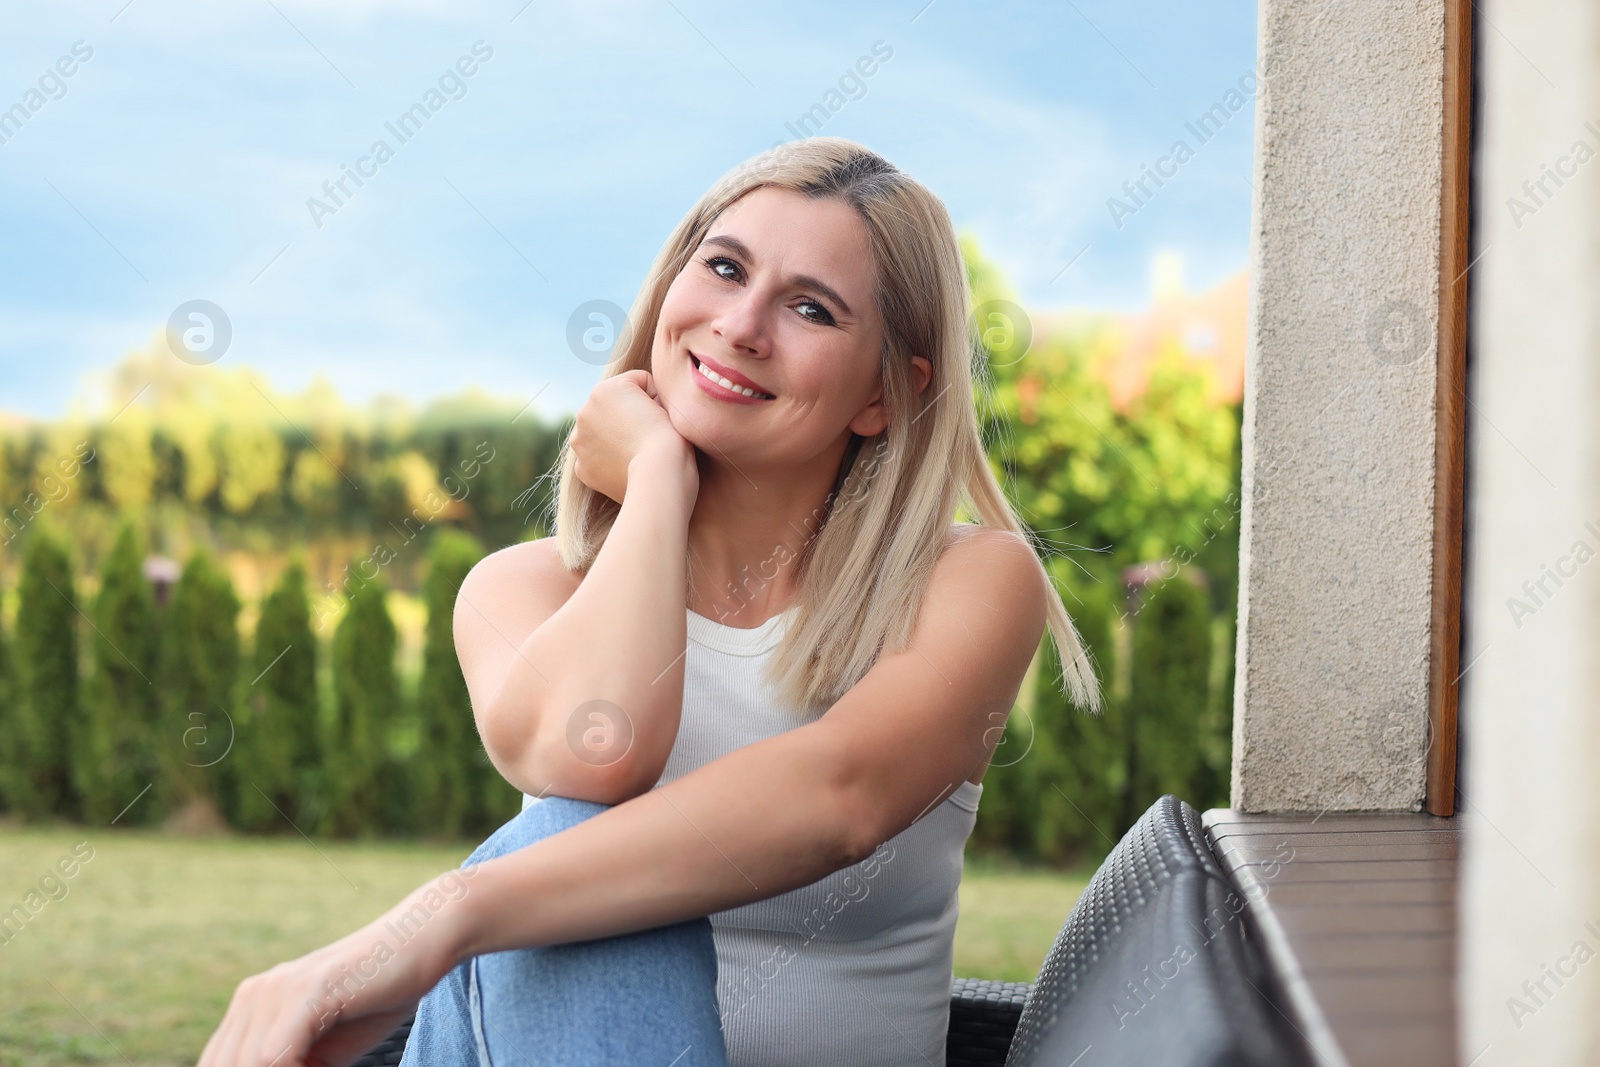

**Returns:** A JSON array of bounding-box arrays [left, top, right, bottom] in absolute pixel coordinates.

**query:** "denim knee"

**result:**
[[464, 795, 612, 869], [415, 794, 730, 1066]]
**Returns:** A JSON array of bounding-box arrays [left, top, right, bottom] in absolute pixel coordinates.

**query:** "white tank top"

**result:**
[[668, 605, 980, 1066], [521, 604, 982, 1065]]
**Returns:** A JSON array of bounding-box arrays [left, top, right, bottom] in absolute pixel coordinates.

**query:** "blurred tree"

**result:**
[[372, 450, 457, 537], [0, 585, 7, 819], [1196, 612, 1237, 812], [963, 235, 1240, 856], [166, 419, 219, 507], [0, 579, 12, 814], [1190, 402, 1244, 810], [157, 548, 242, 823], [474, 743, 525, 836], [28, 427, 94, 524], [965, 690, 1034, 859], [963, 234, 1237, 578], [5, 529, 81, 820], [97, 417, 158, 513], [1026, 557, 1127, 862], [1125, 568, 1212, 821], [234, 559, 321, 833], [416, 530, 487, 837], [969, 556, 1127, 866], [288, 449, 341, 521], [78, 523, 161, 825], [216, 423, 286, 516], [324, 577, 399, 838], [0, 247, 1246, 854]]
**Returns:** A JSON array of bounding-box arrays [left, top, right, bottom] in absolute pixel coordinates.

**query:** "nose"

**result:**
[[710, 285, 771, 361]]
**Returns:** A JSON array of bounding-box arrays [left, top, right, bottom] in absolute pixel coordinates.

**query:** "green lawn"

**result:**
[[955, 854, 1091, 983], [0, 825, 1087, 1066]]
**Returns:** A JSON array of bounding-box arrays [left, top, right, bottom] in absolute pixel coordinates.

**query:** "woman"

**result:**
[[198, 137, 1100, 1067]]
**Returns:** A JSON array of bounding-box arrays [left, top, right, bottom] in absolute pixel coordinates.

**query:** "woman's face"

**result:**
[[651, 185, 927, 473]]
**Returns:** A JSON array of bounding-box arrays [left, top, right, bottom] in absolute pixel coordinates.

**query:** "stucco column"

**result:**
[[1233, 0, 1446, 811], [1459, 3, 1600, 1063]]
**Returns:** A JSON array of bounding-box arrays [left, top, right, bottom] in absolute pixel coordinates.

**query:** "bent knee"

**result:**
[[464, 795, 613, 867]]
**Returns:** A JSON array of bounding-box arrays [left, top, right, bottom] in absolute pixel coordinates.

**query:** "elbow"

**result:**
[[516, 709, 665, 806], [836, 804, 888, 869], [474, 687, 529, 779], [824, 748, 891, 868]]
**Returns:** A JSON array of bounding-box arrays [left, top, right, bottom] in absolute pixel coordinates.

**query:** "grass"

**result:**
[[0, 824, 1088, 1066], [955, 852, 1092, 983]]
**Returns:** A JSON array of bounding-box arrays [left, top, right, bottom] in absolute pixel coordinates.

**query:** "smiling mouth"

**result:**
[[690, 353, 776, 400]]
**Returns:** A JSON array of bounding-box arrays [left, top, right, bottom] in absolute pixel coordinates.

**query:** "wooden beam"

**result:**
[[1428, 0, 1473, 817]]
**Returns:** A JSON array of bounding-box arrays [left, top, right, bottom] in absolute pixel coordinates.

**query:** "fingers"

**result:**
[[199, 970, 306, 1067], [200, 975, 253, 1067], [243, 994, 301, 1066], [240, 965, 297, 1066]]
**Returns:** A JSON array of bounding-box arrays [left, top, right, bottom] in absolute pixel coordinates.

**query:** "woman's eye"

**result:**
[[703, 255, 741, 281], [702, 255, 835, 326], [795, 300, 835, 326]]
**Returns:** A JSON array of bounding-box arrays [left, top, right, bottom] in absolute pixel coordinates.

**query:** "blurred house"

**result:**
[[1039, 253, 1247, 409]]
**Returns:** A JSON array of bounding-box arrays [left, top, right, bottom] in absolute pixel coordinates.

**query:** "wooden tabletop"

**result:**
[[1201, 808, 1462, 1067]]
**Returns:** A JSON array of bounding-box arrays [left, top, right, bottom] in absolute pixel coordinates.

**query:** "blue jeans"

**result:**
[[399, 797, 731, 1067]]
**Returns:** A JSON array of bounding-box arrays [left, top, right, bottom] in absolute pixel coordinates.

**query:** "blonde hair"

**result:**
[[551, 136, 1100, 715]]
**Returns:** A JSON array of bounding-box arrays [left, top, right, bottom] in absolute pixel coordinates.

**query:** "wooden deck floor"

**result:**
[[1201, 809, 1462, 1067]]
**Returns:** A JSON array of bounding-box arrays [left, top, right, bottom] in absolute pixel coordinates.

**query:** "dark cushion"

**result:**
[[1003, 795, 1301, 1067]]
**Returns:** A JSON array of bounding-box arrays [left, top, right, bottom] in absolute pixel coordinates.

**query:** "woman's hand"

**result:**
[[570, 370, 696, 505], [196, 872, 474, 1067]]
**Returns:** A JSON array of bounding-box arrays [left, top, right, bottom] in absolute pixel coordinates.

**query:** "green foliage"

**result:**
[[475, 744, 525, 834], [962, 235, 1238, 579], [0, 240, 1243, 853], [3, 529, 81, 820], [324, 578, 400, 838], [234, 559, 321, 834], [1195, 614, 1236, 811], [0, 582, 10, 814], [1125, 568, 1213, 819], [156, 548, 242, 822], [79, 524, 161, 825], [1028, 560, 1128, 862], [971, 558, 1128, 866], [962, 235, 1242, 853], [98, 419, 158, 512], [415, 530, 494, 838], [215, 423, 287, 517], [11, 353, 565, 558]]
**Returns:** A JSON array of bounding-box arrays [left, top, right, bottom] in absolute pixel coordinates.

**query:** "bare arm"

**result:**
[[195, 529, 1047, 1066], [445, 527, 1047, 956], [457, 391, 699, 804]]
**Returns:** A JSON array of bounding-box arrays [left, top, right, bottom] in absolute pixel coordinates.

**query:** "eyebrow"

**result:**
[[699, 234, 855, 317]]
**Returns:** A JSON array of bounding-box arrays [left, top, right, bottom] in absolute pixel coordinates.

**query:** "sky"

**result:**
[[0, 0, 1259, 422]]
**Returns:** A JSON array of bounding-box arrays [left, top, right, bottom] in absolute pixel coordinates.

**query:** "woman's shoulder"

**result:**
[[465, 535, 583, 601], [933, 522, 1047, 607], [941, 521, 1031, 554]]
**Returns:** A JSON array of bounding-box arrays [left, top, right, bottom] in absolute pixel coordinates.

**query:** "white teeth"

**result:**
[[697, 358, 772, 399]]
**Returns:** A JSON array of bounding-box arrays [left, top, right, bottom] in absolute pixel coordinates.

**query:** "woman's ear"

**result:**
[[911, 355, 932, 396], [848, 356, 933, 437], [849, 395, 890, 437]]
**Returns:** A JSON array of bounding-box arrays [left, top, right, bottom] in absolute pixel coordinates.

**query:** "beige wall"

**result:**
[[1460, 3, 1600, 1063], [1232, 0, 1445, 811]]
